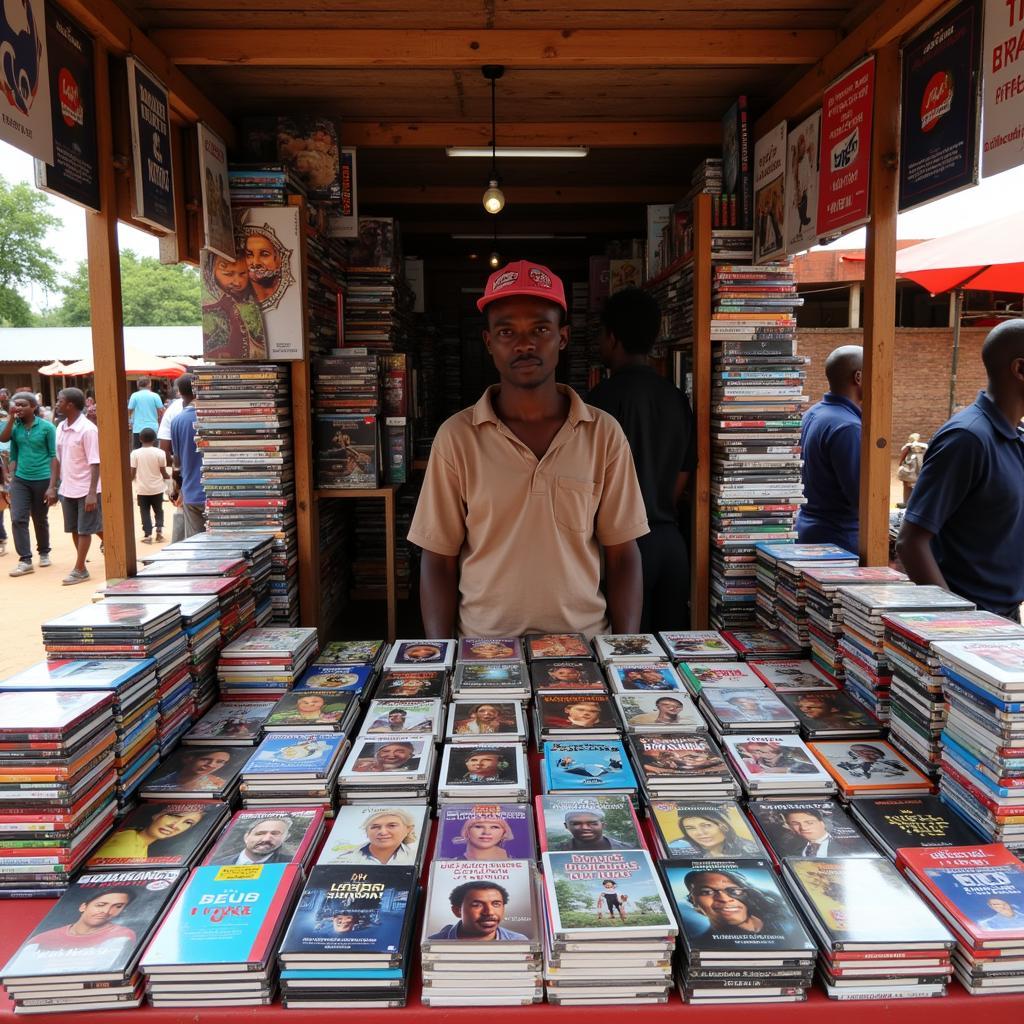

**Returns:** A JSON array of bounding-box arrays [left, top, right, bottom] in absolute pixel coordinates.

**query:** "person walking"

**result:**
[[169, 375, 206, 538], [0, 393, 57, 577], [896, 432, 928, 507], [52, 388, 102, 585], [130, 427, 169, 543], [0, 391, 10, 557], [157, 375, 187, 542], [127, 376, 164, 450]]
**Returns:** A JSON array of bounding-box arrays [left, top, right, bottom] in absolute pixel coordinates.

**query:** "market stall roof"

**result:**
[[0, 326, 201, 364], [60, 347, 188, 378], [894, 211, 1024, 295]]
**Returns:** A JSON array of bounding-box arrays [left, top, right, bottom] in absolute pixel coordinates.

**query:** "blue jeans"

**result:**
[[10, 476, 51, 563]]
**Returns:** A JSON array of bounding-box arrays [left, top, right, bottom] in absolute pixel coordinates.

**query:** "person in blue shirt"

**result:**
[[169, 375, 205, 538], [897, 320, 1024, 620], [796, 345, 863, 553], [127, 376, 164, 450]]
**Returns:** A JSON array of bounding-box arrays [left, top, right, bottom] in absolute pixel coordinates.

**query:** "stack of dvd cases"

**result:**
[[313, 351, 380, 489]]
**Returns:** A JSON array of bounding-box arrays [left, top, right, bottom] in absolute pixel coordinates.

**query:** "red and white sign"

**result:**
[[816, 55, 875, 237], [982, 0, 1024, 177]]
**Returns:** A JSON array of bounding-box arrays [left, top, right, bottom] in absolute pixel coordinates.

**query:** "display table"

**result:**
[[0, 895, 1021, 1022]]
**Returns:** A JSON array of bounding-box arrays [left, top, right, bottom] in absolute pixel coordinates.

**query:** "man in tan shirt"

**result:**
[[408, 260, 649, 638]]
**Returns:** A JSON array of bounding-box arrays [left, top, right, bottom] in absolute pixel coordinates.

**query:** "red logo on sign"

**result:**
[[58, 68, 83, 127], [920, 71, 953, 133]]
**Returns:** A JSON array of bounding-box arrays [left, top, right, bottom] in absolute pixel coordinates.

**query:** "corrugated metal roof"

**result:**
[[0, 326, 202, 363]]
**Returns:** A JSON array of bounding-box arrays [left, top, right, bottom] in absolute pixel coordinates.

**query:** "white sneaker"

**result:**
[[38, 554, 52, 567], [9, 561, 33, 577]]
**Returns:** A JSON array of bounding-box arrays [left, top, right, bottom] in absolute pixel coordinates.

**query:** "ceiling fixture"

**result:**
[[482, 65, 506, 215], [489, 219, 501, 269], [449, 147, 589, 158]]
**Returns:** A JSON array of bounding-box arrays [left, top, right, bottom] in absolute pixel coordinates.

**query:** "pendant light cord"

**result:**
[[490, 73, 498, 182]]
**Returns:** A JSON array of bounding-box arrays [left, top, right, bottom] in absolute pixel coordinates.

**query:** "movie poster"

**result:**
[[0, 0, 52, 162], [197, 122, 234, 259], [784, 110, 820, 255], [982, 0, 1024, 177], [900, 1, 982, 210], [753, 120, 787, 265], [201, 205, 305, 362], [125, 56, 175, 233], [327, 147, 359, 238], [817, 56, 875, 237], [33, 2, 97, 210]]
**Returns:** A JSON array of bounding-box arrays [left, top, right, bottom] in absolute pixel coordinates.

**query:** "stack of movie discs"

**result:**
[[782, 855, 955, 999], [531, 658, 608, 696], [541, 740, 638, 803], [446, 699, 528, 744], [0, 691, 117, 896], [182, 700, 274, 747], [615, 692, 706, 735], [807, 739, 933, 802], [699, 685, 799, 741], [847, 794, 985, 860], [437, 743, 529, 804], [882, 611, 1024, 777], [629, 732, 740, 801], [722, 628, 803, 661], [263, 689, 360, 734], [899, 843, 1024, 995], [171, 532, 276, 618], [317, 803, 430, 872], [421, 860, 543, 1005], [337, 734, 436, 803], [541, 849, 677, 1004], [239, 732, 349, 812], [677, 660, 763, 698], [776, 689, 884, 742], [278, 864, 419, 1007], [216, 627, 319, 701], [360, 697, 443, 743], [0, 869, 186, 1013], [661, 858, 816, 1003], [533, 692, 621, 744], [657, 630, 736, 663], [723, 734, 837, 799]]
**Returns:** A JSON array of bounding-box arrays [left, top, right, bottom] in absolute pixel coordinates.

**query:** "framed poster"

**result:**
[[982, 0, 1024, 177], [784, 110, 820, 255], [198, 122, 233, 259], [125, 56, 175, 233], [0, 0, 52, 162], [899, 0, 982, 211], [34, 1, 97, 210], [753, 120, 786, 265], [816, 55, 875, 238]]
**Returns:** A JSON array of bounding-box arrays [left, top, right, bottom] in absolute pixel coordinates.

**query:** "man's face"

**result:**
[[12, 397, 33, 420], [797, 695, 829, 718], [566, 703, 600, 726], [388, 711, 407, 726], [784, 813, 826, 842], [55, 393, 70, 418], [244, 234, 281, 287], [244, 819, 289, 856], [78, 892, 130, 929], [377, 744, 412, 768], [332, 913, 356, 932], [566, 814, 604, 843], [190, 751, 230, 775], [465, 753, 499, 777], [641, 670, 666, 684], [550, 667, 581, 683], [405, 645, 439, 661], [455, 887, 506, 938], [743, 744, 777, 762], [690, 874, 751, 928], [484, 296, 567, 390], [472, 642, 512, 659], [731, 697, 760, 713], [988, 898, 1014, 917]]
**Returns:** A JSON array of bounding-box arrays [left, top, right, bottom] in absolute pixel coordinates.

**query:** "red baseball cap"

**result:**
[[476, 260, 567, 314]]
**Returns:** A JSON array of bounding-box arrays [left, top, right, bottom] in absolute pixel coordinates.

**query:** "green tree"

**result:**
[[52, 249, 201, 327], [0, 176, 60, 326]]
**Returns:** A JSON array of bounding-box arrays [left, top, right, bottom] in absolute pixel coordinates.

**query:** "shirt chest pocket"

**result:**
[[553, 476, 597, 533]]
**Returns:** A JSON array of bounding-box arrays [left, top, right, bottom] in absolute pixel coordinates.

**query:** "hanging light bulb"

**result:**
[[483, 180, 505, 215], [488, 251, 501, 268]]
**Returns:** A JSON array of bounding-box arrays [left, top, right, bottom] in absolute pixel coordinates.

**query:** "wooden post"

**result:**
[[859, 44, 899, 566], [384, 487, 397, 643], [690, 194, 713, 628], [86, 43, 136, 581], [291, 350, 319, 630]]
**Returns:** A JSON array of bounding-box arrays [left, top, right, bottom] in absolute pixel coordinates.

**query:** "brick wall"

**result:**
[[797, 327, 989, 451]]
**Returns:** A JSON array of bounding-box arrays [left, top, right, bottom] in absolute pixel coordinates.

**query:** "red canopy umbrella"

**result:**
[[895, 211, 1024, 415], [61, 346, 187, 378]]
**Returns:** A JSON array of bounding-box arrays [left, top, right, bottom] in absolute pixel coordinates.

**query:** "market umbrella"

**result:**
[[37, 360, 68, 377], [895, 211, 1024, 415], [61, 346, 187, 378]]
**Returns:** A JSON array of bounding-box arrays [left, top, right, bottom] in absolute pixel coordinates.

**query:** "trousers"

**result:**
[[10, 477, 51, 563], [137, 493, 165, 536], [636, 523, 691, 633]]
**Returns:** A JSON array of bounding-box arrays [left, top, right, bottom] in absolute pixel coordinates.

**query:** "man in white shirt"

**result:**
[[157, 376, 187, 542], [781, 807, 869, 857], [233, 817, 293, 865]]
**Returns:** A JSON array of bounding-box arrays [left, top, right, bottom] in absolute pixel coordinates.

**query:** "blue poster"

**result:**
[[125, 56, 175, 232]]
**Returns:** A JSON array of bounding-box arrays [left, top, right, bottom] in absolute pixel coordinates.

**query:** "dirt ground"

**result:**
[[0, 504, 173, 678]]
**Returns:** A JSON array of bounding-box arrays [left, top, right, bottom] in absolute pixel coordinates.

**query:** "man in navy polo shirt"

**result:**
[[796, 345, 863, 552], [897, 321, 1024, 620]]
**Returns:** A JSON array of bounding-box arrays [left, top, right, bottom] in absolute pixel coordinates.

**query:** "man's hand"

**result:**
[[44, 486, 57, 506], [85, 491, 97, 513]]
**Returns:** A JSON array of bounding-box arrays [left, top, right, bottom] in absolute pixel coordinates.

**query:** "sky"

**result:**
[[4, 137, 1024, 310]]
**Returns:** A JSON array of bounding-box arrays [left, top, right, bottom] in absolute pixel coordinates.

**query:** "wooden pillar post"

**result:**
[[86, 43, 136, 580], [859, 44, 899, 566]]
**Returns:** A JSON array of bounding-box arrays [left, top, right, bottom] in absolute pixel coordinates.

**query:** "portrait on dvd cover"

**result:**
[[443, 745, 520, 786], [611, 665, 682, 692], [703, 688, 796, 725], [436, 804, 535, 861], [459, 637, 522, 662], [651, 800, 762, 859], [449, 700, 520, 736], [350, 737, 426, 774], [779, 691, 879, 733], [745, 800, 874, 859], [424, 860, 536, 942], [187, 701, 274, 741], [538, 693, 617, 731], [815, 741, 916, 781], [526, 633, 591, 659], [203, 809, 321, 867], [318, 805, 428, 866], [392, 641, 448, 665], [752, 660, 836, 692], [144, 746, 249, 794], [375, 670, 446, 699], [616, 693, 702, 730], [266, 691, 353, 728], [539, 795, 642, 853], [364, 698, 437, 734], [730, 737, 820, 776], [87, 802, 224, 869], [531, 659, 605, 691]]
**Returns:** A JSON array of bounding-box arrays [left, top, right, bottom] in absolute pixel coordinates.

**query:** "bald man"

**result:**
[[796, 345, 863, 552], [897, 320, 1024, 620]]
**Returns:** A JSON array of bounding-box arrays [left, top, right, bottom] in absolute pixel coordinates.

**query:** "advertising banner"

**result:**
[[982, 0, 1024, 177], [753, 119, 787, 265], [0, 0, 53, 162], [126, 56, 175, 232]]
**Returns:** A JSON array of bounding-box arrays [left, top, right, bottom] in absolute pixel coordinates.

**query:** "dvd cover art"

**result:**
[[751, 660, 837, 692], [436, 804, 536, 860], [651, 800, 763, 859], [318, 804, 429, 867], [526, 634, 592, 660], [633, 734, 730, 781], [703, 688, 797, 725], [658, 631, 733, 660], [530, 659, 606, 691], [87, 802, 225, 869], [265, 691, 354, 728], [543, 740, 635, 792], [203, 809, 323, 867], [441, 745, 523, 787], [746, 800, 875, 860], [459, 637, 524, 663], [448, 700, 522, 737], [596, 634, 663, 660], [615, 693, 704, 731], [537, 795, 642, 852], [454, 662, 528, 691], [243, 733, 345, 775], [295, 664, 375, 695], [344, 737, 428, 776], [778, 691, 881, 735], [374, 670, 447, 699], [537, 693, 618, 732], [608, 664, 684, 693], [316, 640, 386, 666], [142, 746, 249, 796], [385, 640, 454, 670], [810, 740, 928, 786], [362, 699, 439, 735], [277, 116, 341, 201], [424, 860, 537, 944], [725, 736, 826, 780]]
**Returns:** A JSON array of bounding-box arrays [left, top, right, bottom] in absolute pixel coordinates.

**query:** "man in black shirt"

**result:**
[[588, 287, 696, 630]]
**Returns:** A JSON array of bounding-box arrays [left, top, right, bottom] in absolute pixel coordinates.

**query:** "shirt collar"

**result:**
[[58, 415, 86, 433], [821, 392, 862, 418], [471, 383, 594, 429], [974, 390, 1023, 441]]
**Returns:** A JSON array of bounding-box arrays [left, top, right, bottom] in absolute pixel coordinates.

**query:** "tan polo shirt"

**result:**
[[407, 384, 649, 638]]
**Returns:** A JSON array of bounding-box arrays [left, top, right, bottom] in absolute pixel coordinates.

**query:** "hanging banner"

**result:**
[[816, 55, 875, 238], [0, 0, 53, 162], [125, 56, 175, 233], [899, 0, 982, 211], [326, 147, 359, 238], [33, 1, 98, 210], [198, 122, 234, 260], [784, 109, 821, 255], [753, 120, 786, 265], [982, 0, 1024, 177]]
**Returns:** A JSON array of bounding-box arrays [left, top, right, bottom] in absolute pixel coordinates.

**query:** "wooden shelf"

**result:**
[[316, 485, 399, 499]]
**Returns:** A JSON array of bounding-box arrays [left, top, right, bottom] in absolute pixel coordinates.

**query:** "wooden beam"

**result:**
[[756, 0, 947, 134], [361, 185, 677, 205], [86, 44, 136, 583], [691, 194, 713, 629], [859, 45, 899, 567], [152, 28, 839, 68], [55, 0, 234, 144], [344, 121, 720, 148]]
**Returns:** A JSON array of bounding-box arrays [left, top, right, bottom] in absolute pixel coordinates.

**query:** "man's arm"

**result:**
[[85, 464, 99, 512], [45, 455, 59, 506], [673, 470, 691, 509], [895, 520, 949, 590], [419, 550, 459, 637], [0, 417, 12, 443], [604, 539, 643, 633], [830, 423, 862, 506]]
